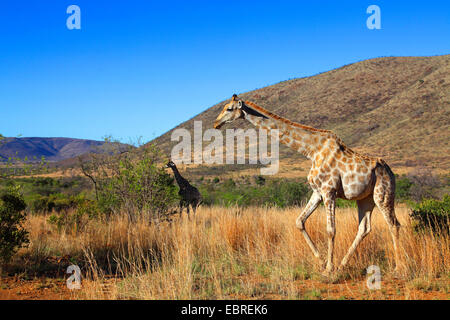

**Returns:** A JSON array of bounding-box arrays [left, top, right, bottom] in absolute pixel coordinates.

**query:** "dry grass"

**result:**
[[19, 205, 450, 300]]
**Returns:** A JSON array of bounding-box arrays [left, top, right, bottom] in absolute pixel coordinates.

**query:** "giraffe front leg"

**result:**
[[323, 193, 336, 275], [296, 191, 322, 259], [186, 204, 191, 220], [179, 201, 184, 218]]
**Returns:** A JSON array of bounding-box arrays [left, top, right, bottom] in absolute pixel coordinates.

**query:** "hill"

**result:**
[[0, 137, 107, 162], [152, 55, 450, 177]]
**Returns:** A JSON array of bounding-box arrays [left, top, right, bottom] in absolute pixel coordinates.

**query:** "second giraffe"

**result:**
[[166, 160, 202, 219]]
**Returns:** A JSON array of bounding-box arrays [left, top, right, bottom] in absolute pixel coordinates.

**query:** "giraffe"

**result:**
[[166, 160, 202, 219], [214, 94, 401, 275]]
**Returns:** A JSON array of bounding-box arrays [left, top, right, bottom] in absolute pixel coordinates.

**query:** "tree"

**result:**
[[79, 140, 178, 222], [0, 186, 29, 271]]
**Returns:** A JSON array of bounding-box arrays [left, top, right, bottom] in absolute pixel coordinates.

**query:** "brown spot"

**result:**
[[341, 157, 348, 163], [329, 158, 337, 168], [291, 141, 302, 150], [343, 175, 350, 184], [316, 157, 323, 167], [338, 162, 346, 170], [292, 131, 303, 140], [348, 164, 354, 171], [314, 178, 322, 187], [282, 136, 292, 144], [358, 176, 366, 183], [361, 166, 368, 173], [335, 152, 342, 160]]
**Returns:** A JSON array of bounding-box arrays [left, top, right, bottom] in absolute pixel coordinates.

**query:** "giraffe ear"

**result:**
[[237, 100, 243, 109]]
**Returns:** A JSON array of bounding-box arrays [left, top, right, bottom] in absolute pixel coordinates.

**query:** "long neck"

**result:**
[[170, 165, 187, 186], [241, 101, 325, 160]]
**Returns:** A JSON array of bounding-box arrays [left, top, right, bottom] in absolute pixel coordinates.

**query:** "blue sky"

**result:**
[[1, 0, 449, 142]]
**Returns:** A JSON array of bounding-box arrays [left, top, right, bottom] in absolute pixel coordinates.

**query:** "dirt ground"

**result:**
[[0, 275, 448, 300]]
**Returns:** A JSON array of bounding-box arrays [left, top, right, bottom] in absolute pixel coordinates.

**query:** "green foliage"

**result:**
[[255, 175, 266, 186], [47, 199, 99, 233], [410, 195, 450, 234], [335, 198, 357, 208], [199, 178, 311, 208], [0, 186, 29, 265], [30, 194, 88, 214], [79, 143, 178, 220], [395, 175, 413, 201]]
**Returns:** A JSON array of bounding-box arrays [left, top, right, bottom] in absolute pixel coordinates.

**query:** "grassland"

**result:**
[[3, 205, 448, 300]]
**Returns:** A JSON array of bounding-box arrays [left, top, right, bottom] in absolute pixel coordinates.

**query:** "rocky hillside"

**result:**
[[152, 55, 450, 174]]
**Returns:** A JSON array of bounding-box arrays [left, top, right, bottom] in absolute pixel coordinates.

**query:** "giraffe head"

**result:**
[[213, 94, 244, 129], [165, 160, 176, 168]]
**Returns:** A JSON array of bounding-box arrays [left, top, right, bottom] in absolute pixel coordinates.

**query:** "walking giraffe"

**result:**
[[166, 160, 202, 219], [214, 94, 401, 275]]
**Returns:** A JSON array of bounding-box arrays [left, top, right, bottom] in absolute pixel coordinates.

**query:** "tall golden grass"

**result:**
[[23, 205, 449, 299]]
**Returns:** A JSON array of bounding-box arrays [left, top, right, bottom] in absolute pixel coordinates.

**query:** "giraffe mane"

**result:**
[[243, 100, 331, 134], [243, 100, 353, 152]]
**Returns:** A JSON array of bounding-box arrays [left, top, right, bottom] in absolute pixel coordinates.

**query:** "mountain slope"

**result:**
[[152, 55, 450, 174], [0, 137, 107, 162]]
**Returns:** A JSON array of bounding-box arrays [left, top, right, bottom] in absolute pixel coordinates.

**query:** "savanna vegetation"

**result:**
[[0, 142, 449, 299]]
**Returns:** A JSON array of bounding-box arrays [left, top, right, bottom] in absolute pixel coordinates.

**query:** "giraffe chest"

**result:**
[[307, 165, 340, 193]]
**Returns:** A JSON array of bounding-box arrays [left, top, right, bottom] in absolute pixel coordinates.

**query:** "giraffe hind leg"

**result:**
[[373, 163, 401, 274], [340, 196, 375, 269]]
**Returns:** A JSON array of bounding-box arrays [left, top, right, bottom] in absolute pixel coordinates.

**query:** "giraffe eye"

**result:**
[[227, 107, 233, 111]]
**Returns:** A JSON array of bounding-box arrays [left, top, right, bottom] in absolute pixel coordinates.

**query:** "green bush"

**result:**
[[395, 175, 413, 201], [48, 199, 99, 233], [199, 178, 310, 208], [0, 186, 29, 266], [410, 195, 450, 234], [79, 143, 178, 221]]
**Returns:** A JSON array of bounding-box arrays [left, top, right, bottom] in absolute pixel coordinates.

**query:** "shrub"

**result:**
[[79, 143, 178, 221], [199, 178, 310, 208], [410, 195, 450, 234], [395, 175, 413, 201], [48, 199, 99, 233], [0, 186, 29, 266]]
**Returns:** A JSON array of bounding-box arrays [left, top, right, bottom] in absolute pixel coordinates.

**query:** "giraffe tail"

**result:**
[[375, 158, 400, 227]]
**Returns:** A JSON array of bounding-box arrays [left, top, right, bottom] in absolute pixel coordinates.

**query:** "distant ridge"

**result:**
[[0, 137, 107, 162]]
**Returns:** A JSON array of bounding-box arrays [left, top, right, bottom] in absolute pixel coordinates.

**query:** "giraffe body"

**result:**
[[166, 160, 202, 219], [214, 95, 401, 274]]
